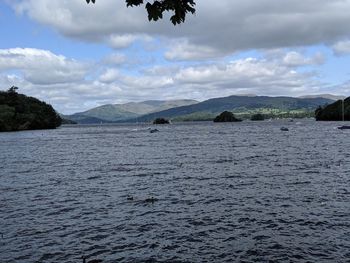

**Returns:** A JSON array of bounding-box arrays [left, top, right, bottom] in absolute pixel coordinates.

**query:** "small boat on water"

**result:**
[[280, 127, 289, 131]]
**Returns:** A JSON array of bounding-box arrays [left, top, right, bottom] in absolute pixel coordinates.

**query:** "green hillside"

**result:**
[[0, 87, 62, 132], [315, 97, 350, 121], [130, 95, 333, 122], [66, 99, 198, 124]]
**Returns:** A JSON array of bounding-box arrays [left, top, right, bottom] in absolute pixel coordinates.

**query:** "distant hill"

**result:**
[[128, 95, 334, 122], [299, 94, 346, 101], [315, 97, 350, 121], [65, 99, 198, 124]]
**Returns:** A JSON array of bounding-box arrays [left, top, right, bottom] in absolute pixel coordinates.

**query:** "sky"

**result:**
[[1, 0, 350, 114]]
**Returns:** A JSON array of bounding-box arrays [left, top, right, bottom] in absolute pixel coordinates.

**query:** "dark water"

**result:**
[[1, 120, 349, 263]]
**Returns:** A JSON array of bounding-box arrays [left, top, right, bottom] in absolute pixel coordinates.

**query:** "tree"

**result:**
[[250, 113, 265, 121], [153, 117, 170, 124], [7, 86, 18, 94], [213, 111, 242, 122], [86, 0, 196, 25], [315, 98, 350, 121], [0, 88, 62, 132]]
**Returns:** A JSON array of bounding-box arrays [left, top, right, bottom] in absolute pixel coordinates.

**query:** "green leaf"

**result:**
[[86, 0, 196, 24], [126, 0, 144, 7]]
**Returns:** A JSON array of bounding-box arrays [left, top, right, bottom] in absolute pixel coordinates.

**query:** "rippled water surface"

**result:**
[[1, 120, 350, 262]]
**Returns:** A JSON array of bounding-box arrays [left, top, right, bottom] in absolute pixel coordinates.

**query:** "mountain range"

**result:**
[[298, 94, 346, 100], [63, 95, 336, 124], [63, 100, 198, 124], [128, 95, 334, 122]]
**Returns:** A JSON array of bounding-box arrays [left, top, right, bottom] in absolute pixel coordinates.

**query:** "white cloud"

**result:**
[[164, 40, 224, 61], [119, 75, 174, 90], [107, 34, 152, 49], [1, 49, 325, 114], [0, 48, 89, 85], [333, 40, 350, 55], [11, 0, 350, 55], [99, 68, 120, 83], [3, 0, 349, 115], [102, 53, 126, 65], [282, 51, 325, 67], [173, 58, 312, 94]]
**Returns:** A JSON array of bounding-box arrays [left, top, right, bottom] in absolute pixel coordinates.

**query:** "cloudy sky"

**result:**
[[1, 0, 350, 113]]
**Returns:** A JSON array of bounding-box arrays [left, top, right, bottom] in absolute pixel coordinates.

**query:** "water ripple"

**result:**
[[0, 120, 349, 262]]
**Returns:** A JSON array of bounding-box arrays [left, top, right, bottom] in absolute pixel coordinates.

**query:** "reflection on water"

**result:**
[[0, 120, 349, 262]]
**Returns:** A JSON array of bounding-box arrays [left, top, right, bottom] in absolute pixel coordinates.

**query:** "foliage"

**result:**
[[153, 117, 170, 124], [315, 98, 350, 121], [235, 108, 315, 119], [8, 86, 18, 94], [213, 111, 242, 123], [250, 113, 265, 121], [86, 0, 196, 25], [172, 111, 216, 122], [0, 87, 62, 132]]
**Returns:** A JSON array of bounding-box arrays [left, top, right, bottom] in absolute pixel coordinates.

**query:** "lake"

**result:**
[[0, 120, 349, 262]]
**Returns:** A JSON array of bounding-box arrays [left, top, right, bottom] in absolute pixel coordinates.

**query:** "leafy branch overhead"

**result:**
[[86, 0, 196, 25]]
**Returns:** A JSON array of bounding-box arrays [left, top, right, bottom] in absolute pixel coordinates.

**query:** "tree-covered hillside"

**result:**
[[65, 99, 198, 124], [129, 95, 333, 122], [315, 97, 350, 121], [0, 87, 62, 132]]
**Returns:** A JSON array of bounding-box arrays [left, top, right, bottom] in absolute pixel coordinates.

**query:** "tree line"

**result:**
[[0, 87, 62, 132]]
